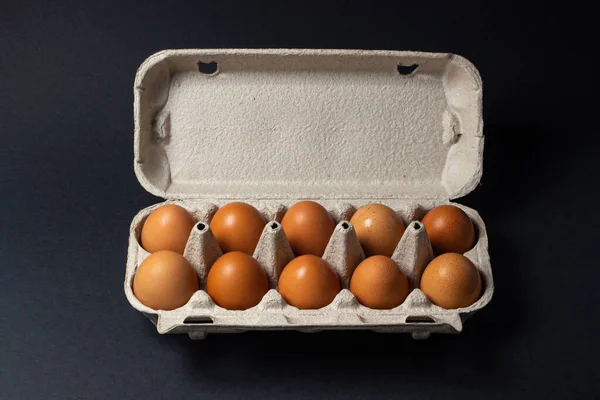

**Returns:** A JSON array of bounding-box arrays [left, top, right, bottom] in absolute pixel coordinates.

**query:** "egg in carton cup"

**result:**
[[125, 49, 493, 340]]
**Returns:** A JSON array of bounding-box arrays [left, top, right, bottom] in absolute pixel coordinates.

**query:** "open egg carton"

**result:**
[[125, 49, 494, 340]]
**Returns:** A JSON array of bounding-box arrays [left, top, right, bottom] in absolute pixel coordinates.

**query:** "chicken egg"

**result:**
[[210, 202, 267, 255], [132, 250, 199, 311], [281, 201, 335, 256], [421, 204, 475, 254], [278, 255, 340, 309], [140, 204, 196, 254], [349, 204, 405, 257], [349, 255, 409, 309], [206, 251, 269, 310], [420, 253, 482, 309]]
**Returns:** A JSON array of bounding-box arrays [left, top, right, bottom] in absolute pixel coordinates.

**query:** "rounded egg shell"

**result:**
[[349, 255, 409, 309], [421, 204, 475, 255], [349, 204, 405, 257], [140, 204, 196, 254], [278, 255, 340, 309], [420, 252, 482, 309], [206, 251, 269, 310], [281, 201, 335, 256], [133, 250, 199, 311], [210, 202, 267, 255]]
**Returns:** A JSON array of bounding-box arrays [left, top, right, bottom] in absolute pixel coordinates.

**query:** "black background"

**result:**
[[1, 1, 597, 399]]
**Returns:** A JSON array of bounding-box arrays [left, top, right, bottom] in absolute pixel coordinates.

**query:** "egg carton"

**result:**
[[125, 49, 493, 339]]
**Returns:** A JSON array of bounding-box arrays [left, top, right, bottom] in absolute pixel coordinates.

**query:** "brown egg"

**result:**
[[206, 251, 269, 310], [133, 250, 199, 310], [349, 255, 409, 309], [140, 204, 196, 254], [278, 255, 340, 309], [420, 253, 482, 309], [210, 202, 266, 255], [349, 204, 405, 257], [281, 201, 335, 256], [421, 204, 475, 254]]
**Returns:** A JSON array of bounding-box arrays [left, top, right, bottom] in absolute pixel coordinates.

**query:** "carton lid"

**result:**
[[134, 49, 483, 201]]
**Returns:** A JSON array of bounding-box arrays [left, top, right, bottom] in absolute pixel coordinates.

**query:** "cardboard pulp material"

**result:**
[[125, 49, 493, 340]]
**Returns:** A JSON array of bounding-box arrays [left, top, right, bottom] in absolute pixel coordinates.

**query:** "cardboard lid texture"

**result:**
[[134, 49, 483, 201]]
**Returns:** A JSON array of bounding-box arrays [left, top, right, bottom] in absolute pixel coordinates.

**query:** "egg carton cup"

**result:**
[[124, 200, 493, 340], [125, 49, 493, 339]]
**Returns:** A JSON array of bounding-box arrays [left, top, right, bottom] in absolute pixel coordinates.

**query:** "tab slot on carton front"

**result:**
[[405, 316, 436, 323], [183, 316, 214, 324]]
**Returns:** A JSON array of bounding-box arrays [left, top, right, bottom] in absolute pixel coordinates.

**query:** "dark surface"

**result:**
[[1, 2, 597, 399]]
